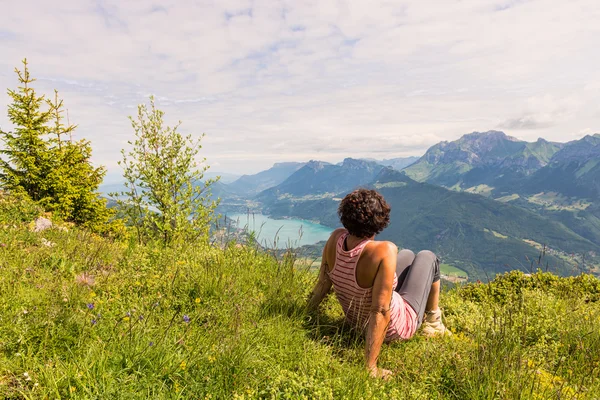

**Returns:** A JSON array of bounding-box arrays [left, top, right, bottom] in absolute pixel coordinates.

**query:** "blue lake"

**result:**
[[224, 213, 334, 249]]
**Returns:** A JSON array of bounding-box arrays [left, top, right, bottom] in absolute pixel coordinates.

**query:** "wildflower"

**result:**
[[179, 360, 186, 370], [149, 341, 154, 347], [23, 309, 28, 315], [0, 243, 6, 247], [208, 355, 216, 363], [87, 303, 94, 310], [123, 316, 130, 322], [195, 298, 201, 304], [139, 315, 144, 321], [126, 311, 131, 317], [183, 315, 190, 323], [23, 372, 31, 381], [69, 386, 76, 393], [75, 273, 95, 287], [91, 319, 97, 325]]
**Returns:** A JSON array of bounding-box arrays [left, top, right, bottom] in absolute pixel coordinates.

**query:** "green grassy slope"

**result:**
[[1, 209, 600, 398]]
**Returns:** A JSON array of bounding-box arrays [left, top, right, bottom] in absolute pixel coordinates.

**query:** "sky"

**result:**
[[1, 0, 599, 180]]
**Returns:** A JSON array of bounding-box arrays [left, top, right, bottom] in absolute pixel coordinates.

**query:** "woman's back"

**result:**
[[324, 229, 417, 341], [323, 229, 386, 289]]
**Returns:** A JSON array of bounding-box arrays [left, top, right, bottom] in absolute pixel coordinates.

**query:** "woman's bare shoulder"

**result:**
[[323, 228, 346, 250], [369, 240, 398, 256]]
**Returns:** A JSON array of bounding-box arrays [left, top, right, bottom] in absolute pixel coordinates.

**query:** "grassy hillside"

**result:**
[[1, 199, 600, 399]]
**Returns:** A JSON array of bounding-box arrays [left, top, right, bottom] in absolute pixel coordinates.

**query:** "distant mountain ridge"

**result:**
[[227, 162, 307, 196], [257, 158, 383, 199], [522, 134, 600, 199], [402, 131, 564, 190], [360, 156, 419, 171], [402, 131, 600, 200]]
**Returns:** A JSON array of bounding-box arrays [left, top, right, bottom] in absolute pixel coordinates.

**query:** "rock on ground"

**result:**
[[32, 217, 52, 232]]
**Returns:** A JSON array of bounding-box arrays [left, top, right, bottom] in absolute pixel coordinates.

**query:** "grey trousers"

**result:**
[[394, 249, 440, 324]]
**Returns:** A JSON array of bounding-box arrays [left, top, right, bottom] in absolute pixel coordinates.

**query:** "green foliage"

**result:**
[[0, 60, 115, 233], [115, 96, 218, 245], [459, 270, 600, 304], [42, 91, 117, 233], [0, 59, 53, 201], [1, 198, 599, 398], [0, 190, 44, 225]]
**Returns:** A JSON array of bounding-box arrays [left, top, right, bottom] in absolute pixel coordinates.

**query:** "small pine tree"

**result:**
[[0, 60, 117, 233], [115, 96, 218, 245], [0, 59, 53, 201], [44, 90, 114, 230]]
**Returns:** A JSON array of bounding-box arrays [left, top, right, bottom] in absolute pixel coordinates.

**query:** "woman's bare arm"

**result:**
[[307, 242, 333, 313], [365, 242, 397, 377]]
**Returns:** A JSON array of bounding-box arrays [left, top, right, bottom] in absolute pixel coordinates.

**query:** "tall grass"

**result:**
[[1, 218, 599, 399]]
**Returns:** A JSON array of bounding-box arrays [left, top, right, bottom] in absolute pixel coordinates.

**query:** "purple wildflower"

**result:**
[[87, 303, 94, 310], [149, 341, 154, 346], [91, 319, 97, 325], [183, 315, 190, 323]]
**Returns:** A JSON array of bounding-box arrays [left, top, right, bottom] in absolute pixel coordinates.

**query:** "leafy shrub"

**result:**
[[459, 270, 600, 304]]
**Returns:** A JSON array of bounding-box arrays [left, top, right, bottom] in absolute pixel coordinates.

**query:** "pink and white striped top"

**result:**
[[327, 232, 418, 342]]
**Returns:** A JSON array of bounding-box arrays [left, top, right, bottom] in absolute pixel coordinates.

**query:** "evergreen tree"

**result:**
[[44, 90, 113, 230], [115, 96, 218, 245], [0, 59, 53, 201], [0, 60, 117, 233]]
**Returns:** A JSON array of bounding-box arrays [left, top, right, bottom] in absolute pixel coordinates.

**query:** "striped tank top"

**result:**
[[327, 232, 418, 342]]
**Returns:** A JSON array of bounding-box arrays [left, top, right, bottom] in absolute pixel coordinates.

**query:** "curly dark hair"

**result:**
[[338, 189, 391, 238]]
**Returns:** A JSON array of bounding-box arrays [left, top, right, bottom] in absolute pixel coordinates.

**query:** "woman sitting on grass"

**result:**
[[307, 188, 450, 379]]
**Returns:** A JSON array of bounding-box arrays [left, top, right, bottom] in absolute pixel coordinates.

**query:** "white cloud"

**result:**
[[0, 0, 599, 174]]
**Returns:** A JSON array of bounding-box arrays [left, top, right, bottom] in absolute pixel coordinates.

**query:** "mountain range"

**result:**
[[227, 162, 306, 196], [257, 158, 383, 200], [212, 131, 600, 279], [402, 131, 600, 201]]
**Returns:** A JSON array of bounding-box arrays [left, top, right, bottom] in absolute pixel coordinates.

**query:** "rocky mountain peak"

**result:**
[[341, 158, 378, 170], [305, 160, 330, 171], [272, 162, 305, 168]]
